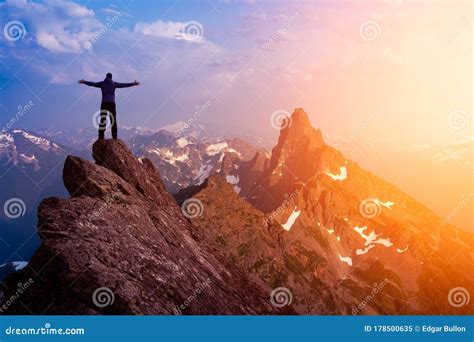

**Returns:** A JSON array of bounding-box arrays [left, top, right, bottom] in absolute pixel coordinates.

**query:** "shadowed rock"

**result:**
[[1, 139, 280, 315]]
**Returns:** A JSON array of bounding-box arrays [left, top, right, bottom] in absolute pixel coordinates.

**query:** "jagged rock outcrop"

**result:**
[[249, 108, 345, 212], [179, 176, 348, 314], [0, 139, 278, 315]]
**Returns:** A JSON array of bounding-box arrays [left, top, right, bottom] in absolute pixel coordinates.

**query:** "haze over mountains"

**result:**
[[1, 108, 472, 315]]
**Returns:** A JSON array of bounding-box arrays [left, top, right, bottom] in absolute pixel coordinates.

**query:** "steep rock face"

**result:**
[[248, 108, 345, 212], [1, 140, 276, 315], [180, 176, 350, 314]]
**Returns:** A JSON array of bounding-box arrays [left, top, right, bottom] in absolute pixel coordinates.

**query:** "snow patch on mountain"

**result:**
[[397, 245, 409, 253], [225, 174, 239, 184], [195, 163, 214, 184], [354, 226, 378, 245], [338, 254, 352, 266], [375, 238, 394, 247], [354, 226, 394, 249], [373, 199, 395, 209], [356, 245, 375, 255], [19, 153, 40, 170], [206, 142, 229, 156], [12, 261, 28, 271], [0, 133, 14, 146], [326, 165, 347, 181], [206, 142, 241, 157], [176, 137, 191, 148], [225, 174, 241, 194], [13, 130, 60, 150], [281, 207, 301, 231]]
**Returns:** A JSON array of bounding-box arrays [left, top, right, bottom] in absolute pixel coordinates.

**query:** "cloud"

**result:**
[[1, 0, 102, 53], [135, 20, 184, 40], [134, 20, 205, 43], [46, 0, 94, 17], [100, 6, 132, 18]]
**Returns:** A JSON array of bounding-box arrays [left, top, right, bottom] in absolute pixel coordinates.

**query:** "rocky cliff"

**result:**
[[0, 140, 278, 315]]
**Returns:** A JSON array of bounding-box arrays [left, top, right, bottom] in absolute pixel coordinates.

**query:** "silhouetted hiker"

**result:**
[[79, 73, 140, 140]]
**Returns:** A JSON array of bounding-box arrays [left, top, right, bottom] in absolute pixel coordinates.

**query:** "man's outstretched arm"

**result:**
[[78, 79, 102, 87], [114, 80, 140, 88]]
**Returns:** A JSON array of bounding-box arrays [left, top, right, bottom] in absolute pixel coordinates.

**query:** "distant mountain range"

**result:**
[[0, 130, 72, 266]]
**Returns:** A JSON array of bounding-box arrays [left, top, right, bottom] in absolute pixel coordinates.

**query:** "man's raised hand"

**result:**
[[78, 79, 85, 84], [134, 80, 140, 86]]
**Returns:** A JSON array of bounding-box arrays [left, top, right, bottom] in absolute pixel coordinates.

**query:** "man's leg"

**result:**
[[110, 103, 118, 139], [98, 103, 108, 140]]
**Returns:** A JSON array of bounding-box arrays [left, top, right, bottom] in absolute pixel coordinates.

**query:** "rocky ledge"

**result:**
[[0, 139, 280, 315]]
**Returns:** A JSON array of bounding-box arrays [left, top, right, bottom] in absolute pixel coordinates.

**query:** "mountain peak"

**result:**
[[267, 108, 327, 174], [290, 107, 311, 126], [277, 108, 325, 148]]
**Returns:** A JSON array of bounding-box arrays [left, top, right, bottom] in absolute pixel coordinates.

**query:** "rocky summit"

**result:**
[[0, 139, 278, 315]]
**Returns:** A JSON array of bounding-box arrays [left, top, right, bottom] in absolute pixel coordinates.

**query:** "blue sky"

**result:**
[[1, 0, 310, 139], [0, 0, 471, 147]]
